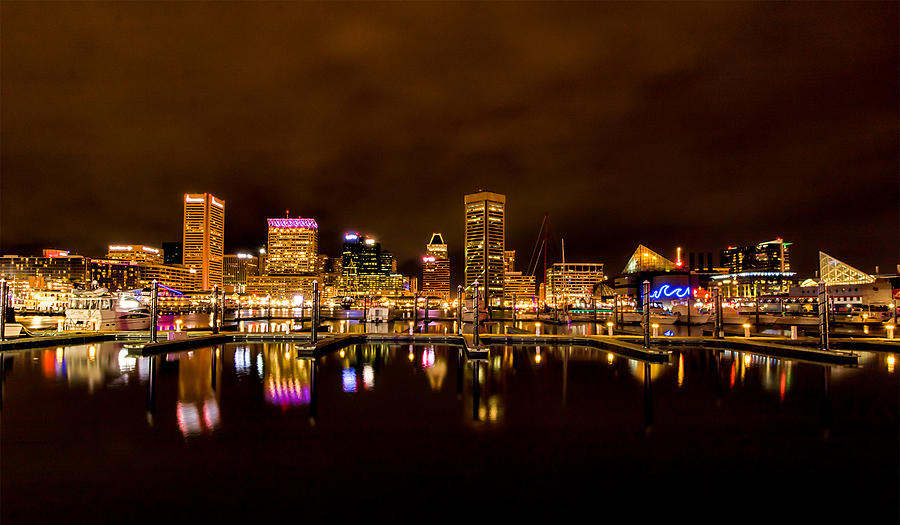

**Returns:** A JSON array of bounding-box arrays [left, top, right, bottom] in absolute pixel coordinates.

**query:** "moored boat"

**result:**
[[64, 288, 151, 331]]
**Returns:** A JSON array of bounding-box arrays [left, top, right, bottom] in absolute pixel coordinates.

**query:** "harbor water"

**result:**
[[1, 341, 896, 523]]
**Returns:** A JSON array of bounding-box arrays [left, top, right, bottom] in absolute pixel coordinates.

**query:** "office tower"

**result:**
[[138, 264, 199, 292], [422, 233, 450, 302], [106, 245, 163, 264], [504, 250, 516, 273], [544, 263, 604, 307], [224, 253, 260, 293], [341, 233, 404, 296], [162, 242, 183, 265], [721, 238, 791, 273], [266, 217, 318, 274], [464, 191, 505, 302], [503, 272, 535, 305], [87, 259, 142, 291], [182, 193, 225, 291]]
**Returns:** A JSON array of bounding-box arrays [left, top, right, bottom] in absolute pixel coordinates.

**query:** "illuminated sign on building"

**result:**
[[267, 218, 318, 229], [649, 284, 691, 299]]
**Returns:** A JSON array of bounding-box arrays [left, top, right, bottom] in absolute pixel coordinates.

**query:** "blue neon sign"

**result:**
[[649, 284, 691, 299]]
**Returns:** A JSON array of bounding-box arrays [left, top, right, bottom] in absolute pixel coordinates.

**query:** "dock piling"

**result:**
[[311, 281, 319, 344], [818, 280, 829, 351], [713, 287, 723, 339], [642, 280, 650, 349], [212, 285, 219, 335], [473, 281, 480, 346], [613, 294, 619, 326], [0, 279, 7, 342], [149, 280, 159, 343], [413, 292, 419, 333], [456, 285, 463, 336]]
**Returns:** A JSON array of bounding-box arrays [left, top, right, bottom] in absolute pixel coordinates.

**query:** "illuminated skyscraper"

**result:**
[[223, 253, 260, 293], [504, 250, 516, 273], [464, 191, 505, 302], [422, 233, 450, 302], [182, 193, 225, 291], [341, 233, 404, 296], [265, 217, 318, 274], [721, 238, 791, 273], [544, 263, 604, 307]]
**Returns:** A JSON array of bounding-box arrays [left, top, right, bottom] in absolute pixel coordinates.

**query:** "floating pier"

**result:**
[[4, 329, 897, 366]]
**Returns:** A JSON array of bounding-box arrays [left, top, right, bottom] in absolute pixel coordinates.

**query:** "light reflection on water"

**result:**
[[1, 340, 897, 521]]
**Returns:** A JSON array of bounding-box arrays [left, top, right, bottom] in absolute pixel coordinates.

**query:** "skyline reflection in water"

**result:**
[[0, 341, 896, 523]]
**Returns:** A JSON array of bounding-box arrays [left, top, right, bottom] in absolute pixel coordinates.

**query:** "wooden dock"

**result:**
[[4, 329, 898, 366]]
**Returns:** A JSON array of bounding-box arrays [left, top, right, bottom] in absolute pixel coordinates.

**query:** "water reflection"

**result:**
[[176, 349, 220, 436], [643, 362, 654, 434], [260, 345, 311, 407], [1, 342, 895, 445]]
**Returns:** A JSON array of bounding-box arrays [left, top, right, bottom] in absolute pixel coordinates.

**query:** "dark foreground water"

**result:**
[[1, 343, 897, 524]]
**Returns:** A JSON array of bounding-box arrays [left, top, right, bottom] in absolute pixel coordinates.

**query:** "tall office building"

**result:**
[[265, 217, 318, 274], [464, 191, 505, 302], [544, 262, 605, 307], [224, 253, 260, 293], [182, 193, 225, 291], [106, 245, 163, 265], [422, 233, 450, 302], [341, 233, 405, 296], [504, 250, 516, 273]]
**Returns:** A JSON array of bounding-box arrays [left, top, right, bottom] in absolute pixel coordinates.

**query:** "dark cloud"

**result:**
[[2, 2, 897, 281]]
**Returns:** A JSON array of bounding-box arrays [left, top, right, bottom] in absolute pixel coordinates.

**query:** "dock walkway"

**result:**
[[4, 330, 898, 366]]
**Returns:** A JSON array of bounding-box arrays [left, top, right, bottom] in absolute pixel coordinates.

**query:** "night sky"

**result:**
[[2, 2, 897, 283]]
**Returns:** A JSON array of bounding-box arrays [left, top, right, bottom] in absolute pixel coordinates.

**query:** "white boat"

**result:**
[[672, 305, 710, 325], [621, 311, 678, 325], [774, 315, 820, 326], [64, 288, 152, 331], [3, 322, 24, 338], [365, 306, 389, 323]]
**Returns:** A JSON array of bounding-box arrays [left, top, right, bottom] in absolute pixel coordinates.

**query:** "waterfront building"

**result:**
[[721, 238, 791, 273], [623, 245, 677, 274], [182, 193, 225, 291], [246, 274, 319, 300], [404, 276, 418, 295], [544, 263, 604, 308], [162, 242, 183, 265], [464, 191, 505, 303], [106, 245, 163, 265], [341, 233, 406, 297], [224, 253, 260, 293], [503, 271, 535, 305], [789, 274, 897, 307], [819, 251, 875, 285], [266, 217, 318, 274], [422, 233, 450, 301], [711, 271, 797, 297], [0, 254, 88, 309], [504, 250, 516, 273], [87, 259, 142, 291], [137, 264, 199, 292], [0, 254, 88, 286]]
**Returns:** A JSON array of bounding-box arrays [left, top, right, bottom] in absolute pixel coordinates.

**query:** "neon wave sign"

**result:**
[[649, 284, 691, 299]]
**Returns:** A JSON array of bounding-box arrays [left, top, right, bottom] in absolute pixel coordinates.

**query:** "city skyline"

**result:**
[[0, 187, 894, 289], [1, 3, 897, 278]]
